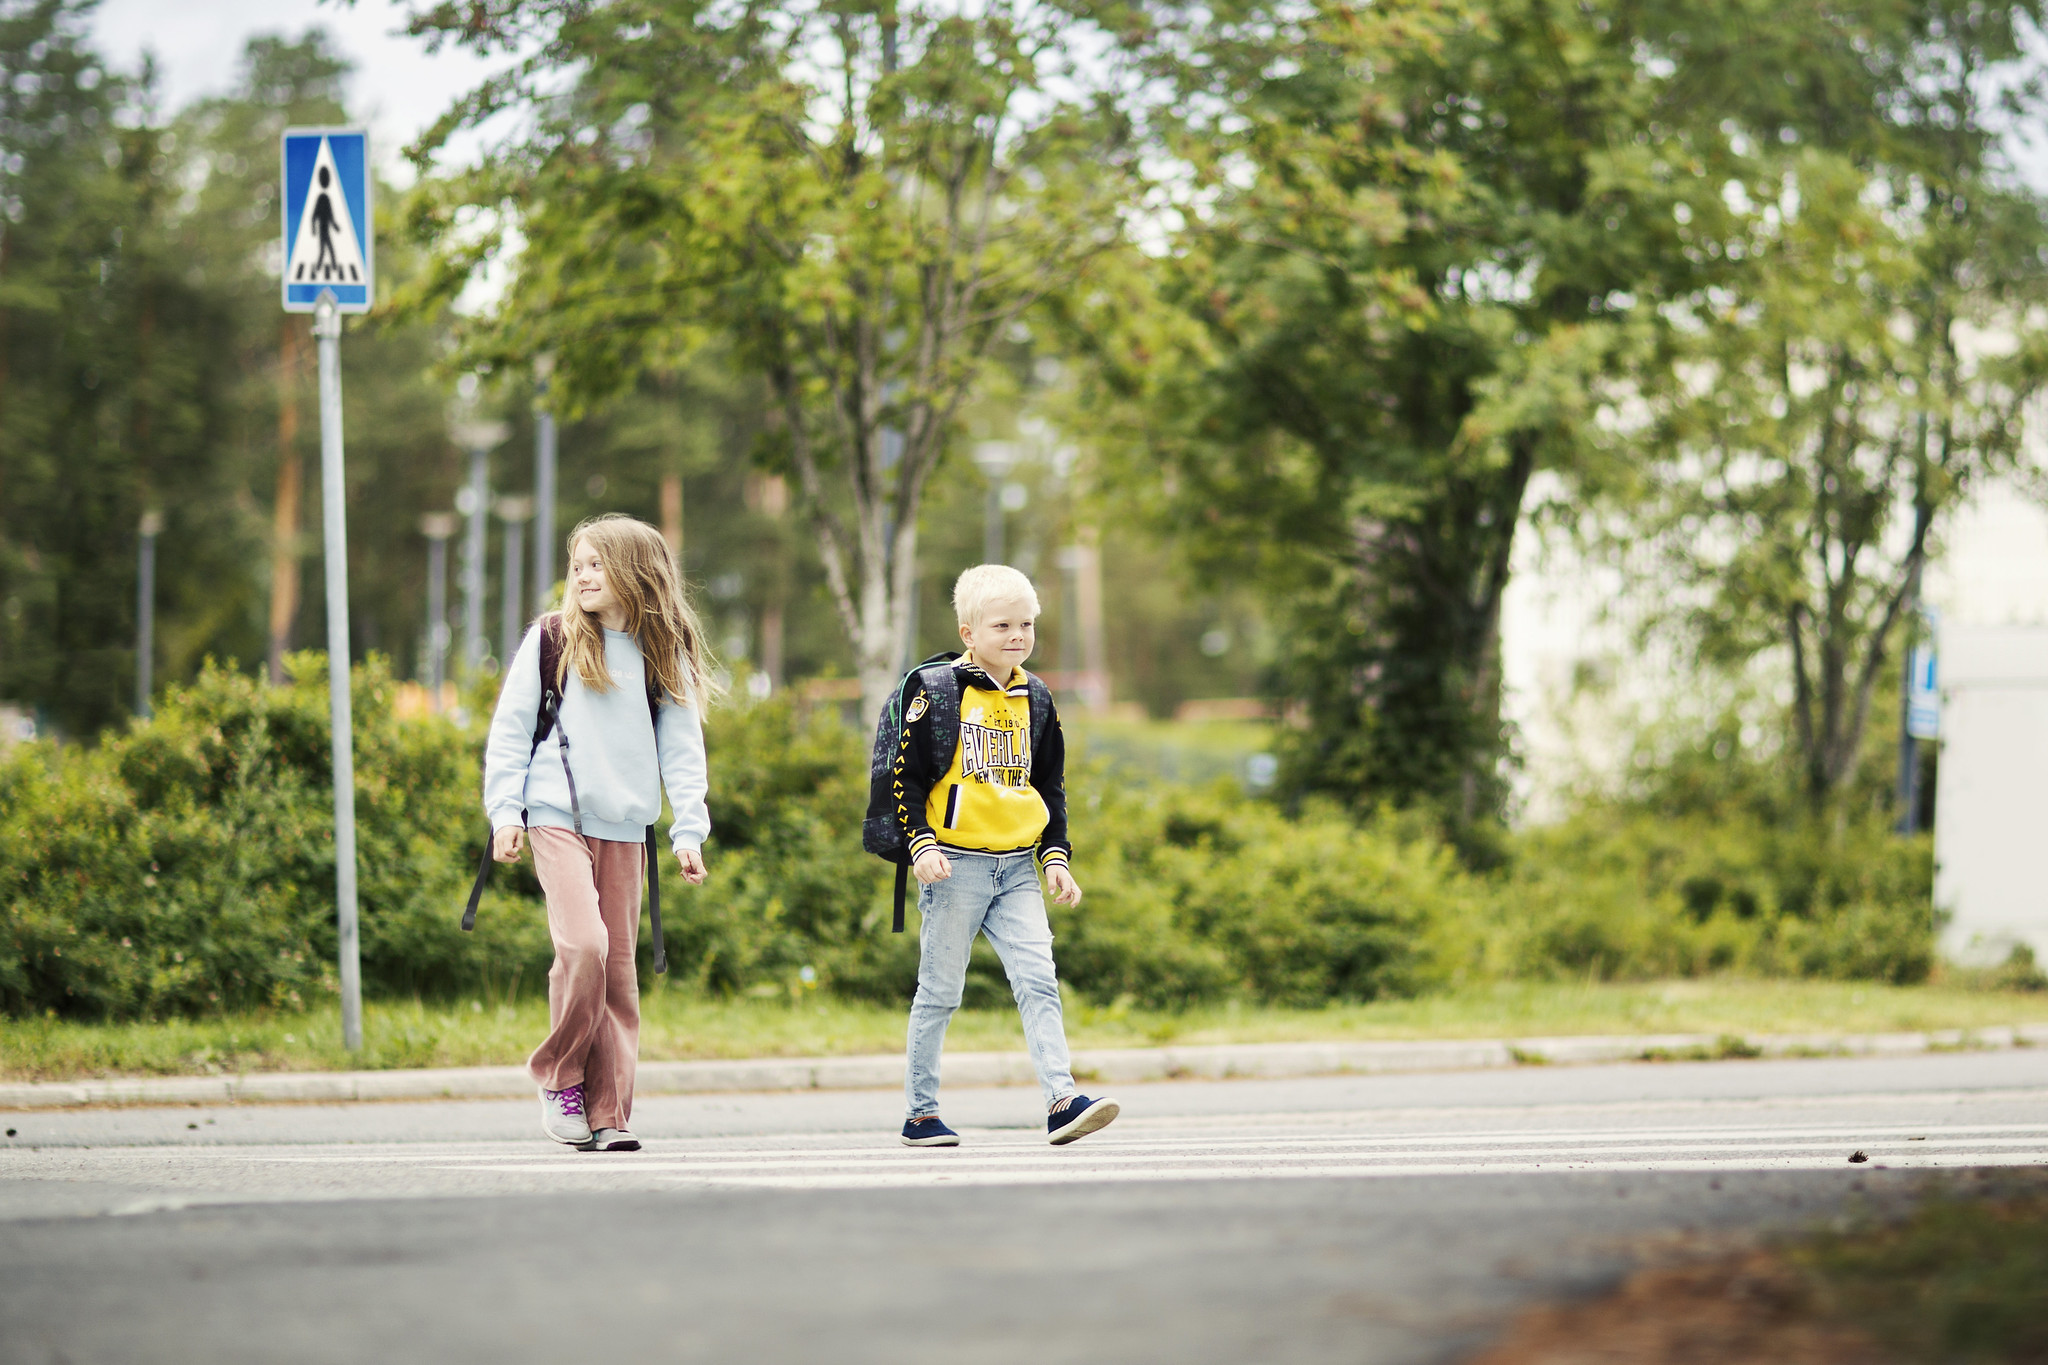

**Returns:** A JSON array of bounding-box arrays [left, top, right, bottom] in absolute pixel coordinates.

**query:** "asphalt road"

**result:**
[[4, 1049, 2046, 1365]]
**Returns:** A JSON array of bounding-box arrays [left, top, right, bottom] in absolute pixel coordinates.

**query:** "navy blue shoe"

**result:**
[[901, 1116, 960, 1147], [1047, 1094, 1119, 1145]]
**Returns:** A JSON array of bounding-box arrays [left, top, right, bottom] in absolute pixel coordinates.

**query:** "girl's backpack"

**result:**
[[461, 614, 669, 973], [861, 651, 1052, 932]]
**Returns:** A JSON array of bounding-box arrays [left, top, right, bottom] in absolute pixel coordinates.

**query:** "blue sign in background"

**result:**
[[282, 130, 371, 310]]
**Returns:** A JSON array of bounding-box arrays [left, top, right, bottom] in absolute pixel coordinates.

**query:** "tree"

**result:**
[[403, 0, 1139, 718], [1625, 0, 2048, 814], [1084, 0, 1749, 849], [0, 0, 258, 735]]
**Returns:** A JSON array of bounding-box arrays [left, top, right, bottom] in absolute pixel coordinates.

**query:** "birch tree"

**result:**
[[402, 0, 1135, 718]]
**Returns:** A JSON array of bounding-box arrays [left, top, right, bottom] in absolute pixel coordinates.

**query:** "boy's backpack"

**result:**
[[861, 651, 1053, 933], [462, 613, 668, 973]]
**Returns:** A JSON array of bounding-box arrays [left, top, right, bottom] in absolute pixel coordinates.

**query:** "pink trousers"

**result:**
[[526, 827, 644, 1131]]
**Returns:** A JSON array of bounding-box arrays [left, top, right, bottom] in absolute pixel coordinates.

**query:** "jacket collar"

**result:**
[[953, 656, 1030, 696]]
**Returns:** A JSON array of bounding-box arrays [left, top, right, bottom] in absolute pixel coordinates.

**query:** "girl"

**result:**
[[482, 514, 719, 1151]]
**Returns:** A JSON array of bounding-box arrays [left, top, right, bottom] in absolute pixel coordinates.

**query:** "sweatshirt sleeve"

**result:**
[[482, 625, 546, 832], [893, 675, 942, 861], [656, 689, 712, 855], [1031, 698, 1072, 871]]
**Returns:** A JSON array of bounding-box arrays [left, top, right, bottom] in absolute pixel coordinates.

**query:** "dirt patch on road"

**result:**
[[1466, 1171, 2048, 1365]]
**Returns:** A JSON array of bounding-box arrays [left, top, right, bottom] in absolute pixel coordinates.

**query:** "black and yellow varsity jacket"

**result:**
[[892, 657, 1072, 873]]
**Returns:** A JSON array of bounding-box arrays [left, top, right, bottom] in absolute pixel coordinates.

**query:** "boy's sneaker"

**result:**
[[901, 1116, 961, 1147], [579, 1127, 640, 1153], [1047, 1094, 1119, 1145], [540, 1084, 592, 1145]]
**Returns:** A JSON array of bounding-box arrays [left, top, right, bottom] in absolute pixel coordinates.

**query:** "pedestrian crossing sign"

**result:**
[[280, 127, 373, 313]]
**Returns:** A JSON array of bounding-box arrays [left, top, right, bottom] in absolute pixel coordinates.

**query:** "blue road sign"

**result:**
[[281, 127, 373, 313], [1907, 643, 1940, 740]]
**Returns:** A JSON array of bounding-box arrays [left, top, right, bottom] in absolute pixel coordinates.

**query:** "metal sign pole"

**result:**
[[282, 125, 372, 1053], [314, 293, 363, 1051]]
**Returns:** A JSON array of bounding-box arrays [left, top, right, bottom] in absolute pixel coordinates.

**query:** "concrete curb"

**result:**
[[4, 1024, 2046, 1111]]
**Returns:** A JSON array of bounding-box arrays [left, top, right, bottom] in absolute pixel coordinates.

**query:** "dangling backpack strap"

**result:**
[[463, 615, 566, 932], [645, 827, 667, 974], [893, 862, 909, 934], [643, 667, 669, 973]]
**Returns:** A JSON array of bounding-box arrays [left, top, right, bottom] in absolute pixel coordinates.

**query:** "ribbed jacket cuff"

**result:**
[[907, 830, 940, 859], [1037, 846, 1071, 871]]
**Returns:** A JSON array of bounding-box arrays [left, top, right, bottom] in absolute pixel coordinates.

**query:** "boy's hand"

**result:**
[[492, 826, 525, 863], [1046, 863, 1082, 906], [675, 847, 708, 885], [913, 848, 953, 884]]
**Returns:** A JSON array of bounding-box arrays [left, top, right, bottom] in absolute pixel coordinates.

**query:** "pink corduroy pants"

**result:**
[[525, 826, 645, 1131]]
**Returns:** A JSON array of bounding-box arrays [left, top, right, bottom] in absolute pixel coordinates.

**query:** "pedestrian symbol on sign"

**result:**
[[280, 127, 373, 313]]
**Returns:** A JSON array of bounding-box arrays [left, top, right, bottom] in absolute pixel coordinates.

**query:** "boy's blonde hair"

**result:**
[[953, 564, 1042, 627]]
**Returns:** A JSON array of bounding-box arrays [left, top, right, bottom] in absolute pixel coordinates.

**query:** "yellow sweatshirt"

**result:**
[[922, 666, 1049, 854]]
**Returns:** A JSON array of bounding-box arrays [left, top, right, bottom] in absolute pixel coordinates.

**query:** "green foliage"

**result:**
[[0, 656, 546, 1020], [403, 0, 1144, 717], [1798, 1176, 2048, 1363], [0, 661, 1938, 1023]]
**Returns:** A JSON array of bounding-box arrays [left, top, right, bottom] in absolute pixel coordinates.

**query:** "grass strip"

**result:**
[[3, 978, 2045, 1084]]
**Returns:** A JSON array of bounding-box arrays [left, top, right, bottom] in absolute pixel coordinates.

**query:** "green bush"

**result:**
[[0, 656, 550, 1020], [1488, 799, 1936, 985], [0, 658, 1941, 1022]]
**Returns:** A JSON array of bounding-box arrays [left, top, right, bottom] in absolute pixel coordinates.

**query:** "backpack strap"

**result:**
[[463, 614, 570, 933], [890, 658, 967, 933]]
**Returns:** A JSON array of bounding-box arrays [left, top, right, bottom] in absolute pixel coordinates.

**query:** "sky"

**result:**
[[89, 0, 501, 179]]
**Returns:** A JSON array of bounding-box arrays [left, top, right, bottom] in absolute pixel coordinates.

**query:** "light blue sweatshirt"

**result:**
[[482, 624, 711, 855]]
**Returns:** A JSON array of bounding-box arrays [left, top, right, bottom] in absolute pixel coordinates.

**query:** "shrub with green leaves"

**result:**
[[0, 657, 555, 1020], [0, 657, 1940, 1022]]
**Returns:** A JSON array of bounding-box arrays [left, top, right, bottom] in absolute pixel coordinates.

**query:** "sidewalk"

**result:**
[[5, 1024, 2045, 1110]]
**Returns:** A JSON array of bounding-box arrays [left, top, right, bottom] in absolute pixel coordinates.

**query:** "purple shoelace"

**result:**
[[547, 1084, 585, 1117]]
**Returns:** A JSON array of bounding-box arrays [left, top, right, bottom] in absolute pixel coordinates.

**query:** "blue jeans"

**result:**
[[905, 849, 1076, 1119]]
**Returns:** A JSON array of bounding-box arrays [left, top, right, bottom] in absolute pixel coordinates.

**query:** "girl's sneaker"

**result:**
[[540, 1084, 592, 1145], [901, 1116, 961, 1147], [580, 1127, 640, 1152], [1047, 1094, 1119, 1145]]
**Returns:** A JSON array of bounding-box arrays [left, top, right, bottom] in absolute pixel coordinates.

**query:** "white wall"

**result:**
[[1931, 625, 2048, 964]]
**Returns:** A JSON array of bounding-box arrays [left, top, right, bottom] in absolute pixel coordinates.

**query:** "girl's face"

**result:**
[[569, 537, 624, 625], [959, 598, 1035, 675]]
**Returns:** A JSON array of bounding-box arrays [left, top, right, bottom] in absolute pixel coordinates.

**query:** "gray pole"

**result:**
[[984, 483, 1003, 567], [1894, 560, 1925, 836], [971, 441, 1016, 568], [135, 510, 161, 719], [312, 293, 363, 1053], [419, 514, 455, 712], [497, 497, 532, 663], [461, 446, 488, 675], [534, 356, 557, 614]]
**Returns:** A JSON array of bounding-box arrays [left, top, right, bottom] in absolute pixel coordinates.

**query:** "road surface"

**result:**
[[4, 1049, 2045, 1364]]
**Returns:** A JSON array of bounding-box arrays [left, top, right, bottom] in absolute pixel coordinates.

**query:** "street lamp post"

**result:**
[[450, 385, 511, 678], [971, 441, 1018, 566], [496, 495, 534, 664], [534, 355, 558, 615], [419, 513, 456, 711], [135, 509, 163, 719]]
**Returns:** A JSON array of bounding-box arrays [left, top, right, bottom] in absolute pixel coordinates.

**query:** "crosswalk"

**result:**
[[228, 1118, 2048, 1190]]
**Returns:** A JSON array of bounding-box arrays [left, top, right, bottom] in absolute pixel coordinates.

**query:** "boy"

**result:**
[[891, 564, 1120, 1147]]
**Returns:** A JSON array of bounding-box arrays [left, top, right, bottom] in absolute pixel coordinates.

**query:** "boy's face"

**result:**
[[959, 598, 1035, 674]]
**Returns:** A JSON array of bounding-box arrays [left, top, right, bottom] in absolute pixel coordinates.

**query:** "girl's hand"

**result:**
[[913, 848, 952, 884], [675, 847, 708, 885], [492, 826, 525, 863], [1046, 864, 1082, 906]]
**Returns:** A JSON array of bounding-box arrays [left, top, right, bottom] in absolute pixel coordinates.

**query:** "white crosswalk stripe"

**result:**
[[199, 1118, 2048, 1190]]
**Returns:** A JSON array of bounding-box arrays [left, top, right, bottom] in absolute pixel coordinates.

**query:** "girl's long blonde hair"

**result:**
[[555, 514, 722, 706]]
